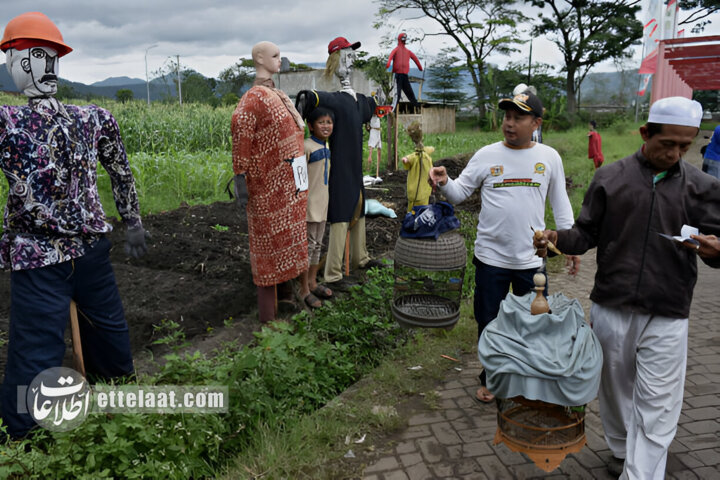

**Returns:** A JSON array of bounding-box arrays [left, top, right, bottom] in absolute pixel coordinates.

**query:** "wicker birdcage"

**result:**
[[392, 232, 466, 329], [494, 396, 587, 472]]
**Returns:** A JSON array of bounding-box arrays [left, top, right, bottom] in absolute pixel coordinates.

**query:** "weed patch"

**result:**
[[0, 269, 409, 478]]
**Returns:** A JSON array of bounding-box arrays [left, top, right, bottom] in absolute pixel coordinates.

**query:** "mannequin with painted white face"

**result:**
[[0, 11, 146, 439], [6, 45, 59, 97], [295, 37, 383, 291], [336, 48, 356, 96]]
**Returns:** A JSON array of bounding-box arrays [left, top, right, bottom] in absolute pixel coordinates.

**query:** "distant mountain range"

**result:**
[[0, 62, 645, 106], [91, 76, 146, 87], [0, 64, 176, 101]]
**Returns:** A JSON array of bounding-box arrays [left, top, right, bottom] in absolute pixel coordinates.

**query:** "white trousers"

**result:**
[[590, 303, 688, 480]]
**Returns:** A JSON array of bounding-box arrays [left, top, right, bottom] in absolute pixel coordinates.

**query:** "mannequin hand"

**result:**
[[295, 90, 311, 118], [234, 174, 248, 210], [125, 226, 150, 259]]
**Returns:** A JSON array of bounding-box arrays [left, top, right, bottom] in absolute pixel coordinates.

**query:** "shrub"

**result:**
[[0, 269, 409, 479]]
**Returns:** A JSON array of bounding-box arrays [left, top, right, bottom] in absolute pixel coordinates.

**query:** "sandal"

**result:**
[[311, 284, 333, 299], [303, 292, 322, 309], [475, 386, 495, 403]]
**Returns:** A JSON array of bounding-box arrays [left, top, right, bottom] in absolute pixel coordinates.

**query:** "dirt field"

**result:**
[[0, 153, 474, 376], [1, 130, 711, 378]]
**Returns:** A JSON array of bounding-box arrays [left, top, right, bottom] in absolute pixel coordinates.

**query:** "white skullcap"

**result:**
[[512, 83, 538, 96], [513, 83, 528, 96], [648, 96, 703, 128]]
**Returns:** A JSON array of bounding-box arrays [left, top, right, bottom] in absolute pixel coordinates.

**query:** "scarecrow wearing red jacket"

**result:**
[[386, 32, 422, 108]]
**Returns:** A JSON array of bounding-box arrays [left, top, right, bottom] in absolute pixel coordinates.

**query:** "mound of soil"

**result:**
[[0, 161, 478, 375]]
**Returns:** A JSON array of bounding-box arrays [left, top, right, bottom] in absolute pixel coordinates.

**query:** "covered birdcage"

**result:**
[[479, 290, 602, 472], [391, 231, 466, 329]]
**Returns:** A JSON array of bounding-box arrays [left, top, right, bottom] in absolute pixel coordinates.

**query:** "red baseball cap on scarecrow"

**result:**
[[328, 37, 361, 55], [1, 11, 72, 57]]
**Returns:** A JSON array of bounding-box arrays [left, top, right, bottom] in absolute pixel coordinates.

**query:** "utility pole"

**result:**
[[144, 44, 157, 105], [176, 55, 182, 105], [527, 40, 533, 85]]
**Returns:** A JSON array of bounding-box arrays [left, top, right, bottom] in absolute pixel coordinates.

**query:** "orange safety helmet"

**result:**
[[1, 12, 72, 57]]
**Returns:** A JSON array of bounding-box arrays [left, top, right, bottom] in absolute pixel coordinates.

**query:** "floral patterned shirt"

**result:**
[[0, 98, 142, 271]]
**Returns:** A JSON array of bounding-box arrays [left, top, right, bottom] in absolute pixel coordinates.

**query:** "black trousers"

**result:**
[[1, 236, 133, 437], [394, 73, 419, 107], [473, 257, 547, 386]]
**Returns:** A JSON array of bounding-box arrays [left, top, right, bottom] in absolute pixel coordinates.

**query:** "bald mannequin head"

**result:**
[[251, 41, 281, 79]]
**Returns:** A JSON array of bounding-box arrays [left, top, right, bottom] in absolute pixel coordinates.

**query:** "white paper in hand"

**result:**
[[658, 224, 699, 246]]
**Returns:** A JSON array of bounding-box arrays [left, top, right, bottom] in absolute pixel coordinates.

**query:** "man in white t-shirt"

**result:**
[[429, 91, 578, 403]]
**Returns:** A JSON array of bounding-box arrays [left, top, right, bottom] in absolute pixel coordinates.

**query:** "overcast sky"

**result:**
[[2, 1, 719, 85]]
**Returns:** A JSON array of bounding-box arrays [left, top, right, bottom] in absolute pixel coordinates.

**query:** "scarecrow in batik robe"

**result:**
[[0, 11, 147, 438], [231, 41, 311, 320]]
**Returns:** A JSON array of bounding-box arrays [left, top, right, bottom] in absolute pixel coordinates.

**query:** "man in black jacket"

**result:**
[[534, 96, 720, 479]]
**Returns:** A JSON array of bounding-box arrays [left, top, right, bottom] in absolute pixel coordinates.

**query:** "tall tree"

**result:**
[[377, 0, 526, 120], [181, 71, 216, 104], [679, 0, 720, 32], [116, 89, 134, 103], [509, 61, 565, 100], [355, 52, 394, 100], [217, 58, 255, 96], [426, 48, 467, 105], [152, 57, 184, 101], [528, 0, 643, 114]]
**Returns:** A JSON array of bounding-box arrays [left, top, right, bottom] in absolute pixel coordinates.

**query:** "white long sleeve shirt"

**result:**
[[440, 141, 574, 269]]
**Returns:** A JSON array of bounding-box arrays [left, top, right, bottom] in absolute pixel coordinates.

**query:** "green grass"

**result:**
[[543, 123, 645, 224], [0, 93, 654, 477], [362, 119, 501, 177], [111, 101, 233, 154], [221, 307, 478, 480], [0, 268, 411, 479], [98, 150, 233, 217], [0, 89, 646, 223], [0, 93, 234, 155]]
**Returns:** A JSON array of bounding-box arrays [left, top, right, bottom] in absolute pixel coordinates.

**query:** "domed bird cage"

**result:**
[[494, 397, 586, 472], [391, 231, 467, 329]]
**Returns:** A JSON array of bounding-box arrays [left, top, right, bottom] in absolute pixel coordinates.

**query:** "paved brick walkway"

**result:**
[[362, 253, 720, 479], [361, 140, 720, 479]]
